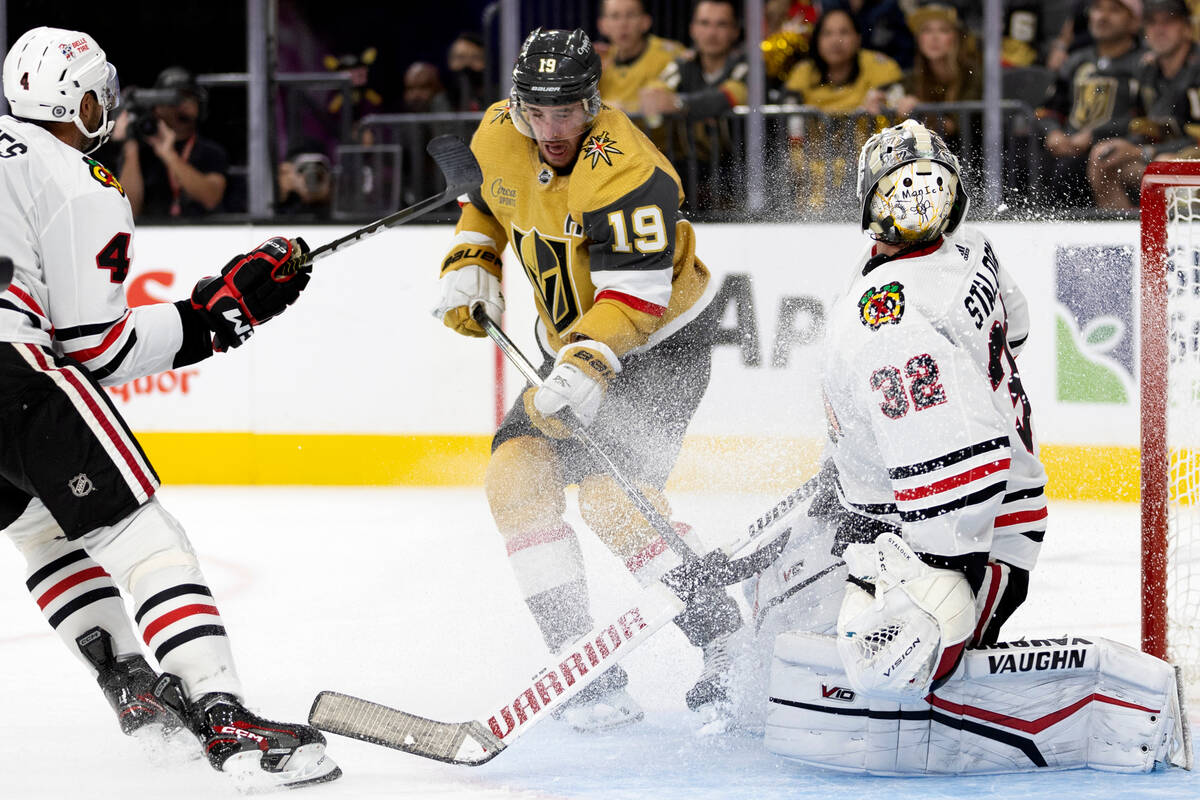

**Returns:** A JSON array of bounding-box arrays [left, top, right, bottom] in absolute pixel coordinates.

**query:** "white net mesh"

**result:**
[[1164, 186, 1200, 691]]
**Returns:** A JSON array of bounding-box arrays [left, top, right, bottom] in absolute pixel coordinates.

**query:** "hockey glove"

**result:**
[[432, 244, 503, 337], [525, 341, 621, 438], [191, 236, 311, 351]]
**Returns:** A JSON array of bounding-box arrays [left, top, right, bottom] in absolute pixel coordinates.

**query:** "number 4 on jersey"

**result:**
[[96, 232, 132, 283]]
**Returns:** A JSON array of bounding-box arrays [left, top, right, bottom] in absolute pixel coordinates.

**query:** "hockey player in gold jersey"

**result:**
[[433, 27, 739, 731]]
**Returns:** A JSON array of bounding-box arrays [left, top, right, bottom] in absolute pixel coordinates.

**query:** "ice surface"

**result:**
[[1, 486, 1196, 798]]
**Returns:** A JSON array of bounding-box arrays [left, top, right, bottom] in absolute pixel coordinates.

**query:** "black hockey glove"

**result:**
[[191, 236, 311, 351]]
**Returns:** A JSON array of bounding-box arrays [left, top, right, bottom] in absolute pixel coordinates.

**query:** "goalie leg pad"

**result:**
[[766, 632, 1191, 774]]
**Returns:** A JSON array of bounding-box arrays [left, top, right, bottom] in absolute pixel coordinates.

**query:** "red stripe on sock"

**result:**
[[36, 566, 110, 610], [142, 603, 220, 643]]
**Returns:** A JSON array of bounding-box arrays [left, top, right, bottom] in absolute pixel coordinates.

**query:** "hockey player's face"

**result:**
[[525, 103, 589, 167]]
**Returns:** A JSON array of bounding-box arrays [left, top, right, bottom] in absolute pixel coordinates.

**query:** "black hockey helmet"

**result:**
[[509, 28, 602, 139], [511, 28, 601, 106]]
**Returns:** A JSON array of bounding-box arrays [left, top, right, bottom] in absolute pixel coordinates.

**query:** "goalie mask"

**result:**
[[2, 26, 120, 154], [857, 119, 969, 244], [509, 28, 602, 143]]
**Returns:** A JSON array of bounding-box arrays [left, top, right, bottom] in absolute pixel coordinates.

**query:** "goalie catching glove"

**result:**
[[191, 236, 311, 351], [836, 532, 975, 701], [432, 242, 503, 337], [524, 340, 621, 438]]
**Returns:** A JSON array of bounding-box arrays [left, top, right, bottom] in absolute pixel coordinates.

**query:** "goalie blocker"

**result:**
[[766, 632, 1191, 775]]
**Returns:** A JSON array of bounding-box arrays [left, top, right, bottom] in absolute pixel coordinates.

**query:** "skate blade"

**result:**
[[223, 744, 342, 794], [559, 707, 645, 734]]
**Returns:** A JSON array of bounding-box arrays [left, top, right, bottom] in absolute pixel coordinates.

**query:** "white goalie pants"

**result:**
[[765, 631, 1191, 774]]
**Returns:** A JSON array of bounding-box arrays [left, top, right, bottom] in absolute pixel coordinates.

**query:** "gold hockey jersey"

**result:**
[[599, 35, 685, 113], [443, 100, 710, 358]]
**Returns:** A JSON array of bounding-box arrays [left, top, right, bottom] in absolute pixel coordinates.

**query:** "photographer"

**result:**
[[276, 142, 333, 218], [115, 66, 228, 218]]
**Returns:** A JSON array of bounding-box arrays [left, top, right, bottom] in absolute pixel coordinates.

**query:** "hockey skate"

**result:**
[[553, 664, 644, 733], [76, 627, 200, 765], [153, 676, 341, 791], [686, 634, 735, 735]]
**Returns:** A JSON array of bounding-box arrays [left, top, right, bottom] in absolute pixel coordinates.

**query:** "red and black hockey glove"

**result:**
[[191, 236, 311, 351]]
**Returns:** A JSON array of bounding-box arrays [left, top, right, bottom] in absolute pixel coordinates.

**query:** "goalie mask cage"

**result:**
[[1141, 161, 1200, 689]]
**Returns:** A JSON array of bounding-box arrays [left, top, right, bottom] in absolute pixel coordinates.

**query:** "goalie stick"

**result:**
[[0, 257, 12, 293], [300, 135, 482, 266], [308, 482, 820, 766], [469, 305, 697, 562]]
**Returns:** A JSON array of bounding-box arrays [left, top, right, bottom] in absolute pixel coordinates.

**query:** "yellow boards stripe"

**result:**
[[136, 433, 1142, 502]]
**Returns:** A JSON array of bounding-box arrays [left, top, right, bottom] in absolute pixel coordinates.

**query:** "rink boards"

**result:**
[[112, 221, 1144, 500]]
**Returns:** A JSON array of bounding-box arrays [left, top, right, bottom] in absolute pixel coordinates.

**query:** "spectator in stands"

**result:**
[[1089, 0, 1200, 208], [893, 3, 982, 149], [639, 0, 748, 121], [1046, 1, 1094, 70], [639, 0, 749, 210], [825, 0, 918, 70], [403, 62, 451, 113], [446, 32, 491, 112], [115, 67, 228, 219], [762, 0, 819, 99], [597, 0, 685, 114], [1037, 0, 1143, 206], [784, 8, 903, 114], [276, 141, 333, 219], [784, 8, 903, 209]]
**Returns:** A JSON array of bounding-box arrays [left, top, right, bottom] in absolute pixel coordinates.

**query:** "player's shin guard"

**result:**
[[81, 499, 243, 699], [766, 631, 1191, 774]]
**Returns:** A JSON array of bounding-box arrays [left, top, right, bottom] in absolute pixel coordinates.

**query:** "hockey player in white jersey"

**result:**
[[755, 120, 1190, 774], [0, 27, 339, 789]]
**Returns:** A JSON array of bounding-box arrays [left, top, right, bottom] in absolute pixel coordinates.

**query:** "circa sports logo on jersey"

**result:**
[[858, 282, 905, 329], [581, 131, 623, 168], [82, 156, 125, 195], [510, 224, 579, 334]]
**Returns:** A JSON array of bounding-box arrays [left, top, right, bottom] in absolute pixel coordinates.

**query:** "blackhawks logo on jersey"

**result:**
[[858, 281, 905, 330], [82, 156, 124, 196], [581, 131, 622, 168], [511, 224, 580, 334]]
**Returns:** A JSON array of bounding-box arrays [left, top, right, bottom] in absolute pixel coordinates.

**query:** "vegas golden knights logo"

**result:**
[[1069, 64, 1117, 131], [511, 225, 579, 333]]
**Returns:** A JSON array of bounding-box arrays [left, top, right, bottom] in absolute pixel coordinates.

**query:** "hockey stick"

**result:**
[[301, 136, 482, 265], [0, 257, 13, 293], [469, 304, 697, 563], [307, 481, 821, 765]]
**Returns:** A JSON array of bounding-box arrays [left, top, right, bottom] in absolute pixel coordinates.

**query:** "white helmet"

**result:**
[[856, 119, 968, 244], [3, 26, 120, 153]]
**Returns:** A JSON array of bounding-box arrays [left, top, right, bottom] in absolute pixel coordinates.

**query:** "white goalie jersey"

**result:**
[[0, 116, 188, 384], [821, 225, 1047, 573]]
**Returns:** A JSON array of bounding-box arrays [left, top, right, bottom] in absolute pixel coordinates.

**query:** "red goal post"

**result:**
[[1140, 161, 1200, 670]]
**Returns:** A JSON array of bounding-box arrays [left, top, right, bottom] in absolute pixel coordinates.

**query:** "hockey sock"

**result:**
[[577, 475, 700, 586], [21, 540, 142, 675], [81, 499, 243, 699], [507, 523, 592, 650]]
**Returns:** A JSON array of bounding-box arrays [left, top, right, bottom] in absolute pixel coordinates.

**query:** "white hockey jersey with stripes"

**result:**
[[0, 116, 185, 384], [821, 226, 1047, 571]]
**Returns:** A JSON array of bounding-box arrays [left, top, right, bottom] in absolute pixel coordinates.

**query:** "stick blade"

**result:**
[[426, 135, 483, 196], [308, 690, 504, 766]]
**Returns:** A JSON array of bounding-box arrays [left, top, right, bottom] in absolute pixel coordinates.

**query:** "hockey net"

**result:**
[[1141, 162, 1200, 695]]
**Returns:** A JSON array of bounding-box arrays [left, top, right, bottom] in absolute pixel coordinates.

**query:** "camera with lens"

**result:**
[[292, 153, 332, 195], [122, 87, 181, 139]]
